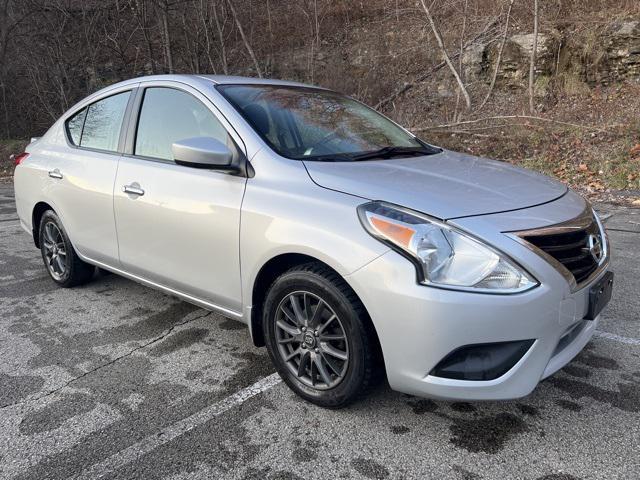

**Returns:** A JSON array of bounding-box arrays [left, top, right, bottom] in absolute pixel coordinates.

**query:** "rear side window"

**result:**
[[134, 87, 229, 161], [66, 108, 86, 146], [78, 91, 130, 152]]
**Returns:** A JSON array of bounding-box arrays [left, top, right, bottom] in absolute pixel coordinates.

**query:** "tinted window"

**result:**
[[80, 91, 130, 152], [135, 87, 229, 161], [66, 108, 86, 146], [218, 85, 429, 160]]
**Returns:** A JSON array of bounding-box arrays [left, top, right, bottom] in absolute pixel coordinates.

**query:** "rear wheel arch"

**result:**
[[32, 202, 55, 248]]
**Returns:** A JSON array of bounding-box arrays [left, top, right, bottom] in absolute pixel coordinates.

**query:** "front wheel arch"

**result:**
[[250, 255, 383, 361]]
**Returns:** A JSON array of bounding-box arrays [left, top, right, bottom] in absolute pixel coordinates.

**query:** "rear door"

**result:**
[[113, 81, 247, 313], [46, 86, 135, 264]]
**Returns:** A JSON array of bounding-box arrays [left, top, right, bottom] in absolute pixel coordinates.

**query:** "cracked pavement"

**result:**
[[1, 181, 639, 479]]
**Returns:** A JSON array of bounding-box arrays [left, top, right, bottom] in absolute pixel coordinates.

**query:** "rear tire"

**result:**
[[39, 210, 95, 288], [263, 262, 381, 408]]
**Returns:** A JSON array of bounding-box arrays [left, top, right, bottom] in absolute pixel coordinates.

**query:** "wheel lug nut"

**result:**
[[314, 348, 319, 353], [301, 327, 306, 332], [314, 331, 319, 337]]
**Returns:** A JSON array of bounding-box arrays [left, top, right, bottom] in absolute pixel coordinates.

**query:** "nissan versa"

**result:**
[[13, 75, 614, 408]]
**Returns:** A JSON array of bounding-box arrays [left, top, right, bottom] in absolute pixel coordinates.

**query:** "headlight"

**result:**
[[357, 202, 538, 294]]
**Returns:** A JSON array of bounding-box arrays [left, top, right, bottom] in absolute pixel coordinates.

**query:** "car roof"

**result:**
[[109, 74, 320, 90], [195, 74, 319, 88]]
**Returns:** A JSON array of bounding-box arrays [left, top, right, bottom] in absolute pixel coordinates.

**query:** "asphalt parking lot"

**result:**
[[1, 181, 639, 480]]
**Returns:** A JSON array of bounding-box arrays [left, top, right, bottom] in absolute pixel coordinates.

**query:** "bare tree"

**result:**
[[479, 0, 515, 110], [0, 0, 34, 137], [226, 0, 262, 77], [193, 0, 217, 74], [529, 0, 539, 114], [297, 0, 326, 82], [130, 0, 158, 74], [213, 1, 229, 74], [453, 0, 469, 121], [156, 0, 174, 73], [419, 0, 471, 111]]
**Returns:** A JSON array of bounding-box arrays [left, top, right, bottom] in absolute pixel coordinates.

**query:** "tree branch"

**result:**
[[411, 115, 617, 133], [226, 0, 262, 78], [529, 0, 539, 114], [419, 0, 471, 110], [478, 0, 515, 111], [375, 16, 499, 111]]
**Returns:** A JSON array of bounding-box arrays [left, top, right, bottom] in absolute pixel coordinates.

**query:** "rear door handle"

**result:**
[[123, 184, 145, 196], [48, 169, 63, 179]]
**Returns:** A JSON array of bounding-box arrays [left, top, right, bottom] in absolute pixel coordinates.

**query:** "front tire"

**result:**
[[39, 210, 95, 288], [263, 263, 380, 408]]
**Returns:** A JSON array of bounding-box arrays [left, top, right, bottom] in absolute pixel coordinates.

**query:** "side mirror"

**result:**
[[172, 137, 238, 172]]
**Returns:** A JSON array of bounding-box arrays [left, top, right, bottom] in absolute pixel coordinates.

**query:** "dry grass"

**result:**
[[428, 120, 640, 197], [0, 140, 28, 178]]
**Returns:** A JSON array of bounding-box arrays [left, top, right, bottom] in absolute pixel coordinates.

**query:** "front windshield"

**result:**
[[217, 84, 436, 161]]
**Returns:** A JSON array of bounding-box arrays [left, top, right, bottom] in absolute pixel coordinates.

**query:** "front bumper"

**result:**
[[346, 197, 610, 401]]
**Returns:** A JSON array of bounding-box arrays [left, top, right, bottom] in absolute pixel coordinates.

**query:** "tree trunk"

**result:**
[[419, 0, 471, 111], [529, 0, 539, 114], [226, 0, 262, 77], [213, 2, 229, 75], [479, 0, 515, 111], [159, 2, 173, 73]]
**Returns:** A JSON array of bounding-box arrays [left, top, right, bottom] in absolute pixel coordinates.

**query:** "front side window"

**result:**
[[135, 87, 229, 161], [80, 91, 130, 152], [218, 85, 438, 161]]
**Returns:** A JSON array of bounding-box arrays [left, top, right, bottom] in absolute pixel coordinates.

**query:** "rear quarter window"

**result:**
[[80, 91, 130, 152], [65, 91, 130, 152], [66, 108, 86, 146]]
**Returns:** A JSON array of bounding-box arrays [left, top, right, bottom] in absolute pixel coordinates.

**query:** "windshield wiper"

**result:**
[[298, 153, 353, 162], [349, 146, 437, 162]]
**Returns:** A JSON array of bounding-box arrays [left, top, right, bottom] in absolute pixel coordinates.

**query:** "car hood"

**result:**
[[303, 149, 567, 219]]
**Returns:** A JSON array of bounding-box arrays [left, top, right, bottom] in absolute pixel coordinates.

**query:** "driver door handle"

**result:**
[[123, 184, 145, 196], [48, 169, 63, 179]]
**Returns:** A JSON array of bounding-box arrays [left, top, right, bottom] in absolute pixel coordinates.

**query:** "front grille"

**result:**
[[522, 218, 602, 285]]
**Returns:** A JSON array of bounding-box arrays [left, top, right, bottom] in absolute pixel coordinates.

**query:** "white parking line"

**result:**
[[595, 330, 640, 346], [73, 373, 282, 480]]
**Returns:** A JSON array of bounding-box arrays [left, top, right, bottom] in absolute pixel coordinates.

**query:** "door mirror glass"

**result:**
[[172, 137, 234, 169]]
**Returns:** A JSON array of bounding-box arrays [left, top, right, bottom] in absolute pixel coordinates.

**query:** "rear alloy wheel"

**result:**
[[263, 263, 381, 408], [39, 210, 95, 287], [42, 221, 67, 281]]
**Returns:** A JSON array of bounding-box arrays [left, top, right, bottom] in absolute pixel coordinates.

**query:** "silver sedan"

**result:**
[[13, 75, 613, 407]]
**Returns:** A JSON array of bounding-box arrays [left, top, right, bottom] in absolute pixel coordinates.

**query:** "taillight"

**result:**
[[13, 152, 29, 166]]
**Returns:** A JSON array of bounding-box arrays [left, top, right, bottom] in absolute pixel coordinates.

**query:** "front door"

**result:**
[[113, 84, 247, 312]]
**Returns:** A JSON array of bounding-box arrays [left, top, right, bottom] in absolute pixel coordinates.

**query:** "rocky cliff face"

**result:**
[[465, 20, 640, 89], [599, 21, 640, 83]]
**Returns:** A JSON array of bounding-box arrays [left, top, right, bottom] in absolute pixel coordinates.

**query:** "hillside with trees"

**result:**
[[1, 0, 639, 202]]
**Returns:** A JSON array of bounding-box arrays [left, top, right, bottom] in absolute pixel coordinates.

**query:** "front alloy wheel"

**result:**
[[263, 263, 381, 408], [275, 291, 349, 390]]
